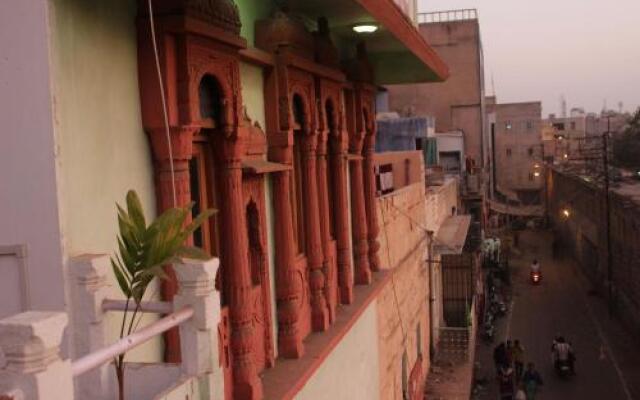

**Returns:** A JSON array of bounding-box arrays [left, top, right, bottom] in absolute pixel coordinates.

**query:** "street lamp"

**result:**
[[562, 208, 571, 218]]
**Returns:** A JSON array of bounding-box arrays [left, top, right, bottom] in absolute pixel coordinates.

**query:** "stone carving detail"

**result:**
[[314, 17, 340, 68]]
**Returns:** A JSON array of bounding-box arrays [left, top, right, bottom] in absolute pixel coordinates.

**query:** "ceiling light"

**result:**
[[353, 24, 378, 34]]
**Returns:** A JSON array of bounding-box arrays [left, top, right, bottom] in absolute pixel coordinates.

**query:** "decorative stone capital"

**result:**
[[147, 126, 198, 162], [0, 313, 66, 374], [174, 258, 219, 330]]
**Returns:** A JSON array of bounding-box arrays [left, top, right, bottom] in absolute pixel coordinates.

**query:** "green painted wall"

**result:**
[[240, 62, 266, 130], [236, 0, 273, 46], [50, 0, 161, 362]]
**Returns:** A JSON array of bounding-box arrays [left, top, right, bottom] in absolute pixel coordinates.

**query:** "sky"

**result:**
[[418, 0, 640, 117]]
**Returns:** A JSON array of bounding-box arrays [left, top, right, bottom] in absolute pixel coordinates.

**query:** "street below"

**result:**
[[474, 229, 640, 400]]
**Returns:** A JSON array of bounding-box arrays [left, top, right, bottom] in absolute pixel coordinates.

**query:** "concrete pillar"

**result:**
[[0, 312, 73, 400], [173, 258, 223, 400], [69, 255, 113, 400]]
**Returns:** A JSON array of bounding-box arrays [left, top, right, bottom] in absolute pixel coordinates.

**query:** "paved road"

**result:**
[[474, 229, 640, 400]]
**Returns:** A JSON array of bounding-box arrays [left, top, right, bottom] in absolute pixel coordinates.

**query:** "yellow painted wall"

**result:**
[[50, 0, 161, 361]]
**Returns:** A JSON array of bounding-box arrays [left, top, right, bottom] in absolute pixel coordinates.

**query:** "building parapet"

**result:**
[[417, 9, 478, 24]]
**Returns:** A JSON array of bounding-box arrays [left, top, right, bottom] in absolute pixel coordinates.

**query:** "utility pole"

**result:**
[[603, 123, 614, 316]]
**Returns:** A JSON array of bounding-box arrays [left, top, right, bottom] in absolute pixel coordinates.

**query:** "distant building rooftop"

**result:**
[[417, 9, 478, 24]]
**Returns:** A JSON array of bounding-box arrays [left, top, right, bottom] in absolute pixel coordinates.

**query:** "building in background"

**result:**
[[488, 101, 544, 206], [387, 9, 487, 172], [386, 9, 487, 225]]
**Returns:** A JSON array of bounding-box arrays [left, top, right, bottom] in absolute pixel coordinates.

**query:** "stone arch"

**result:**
[[194, 70, 235, 136], [291, 90, 312, 134]]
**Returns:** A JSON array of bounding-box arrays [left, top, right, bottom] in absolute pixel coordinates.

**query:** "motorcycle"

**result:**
[[555, 359, 571, 379], [530, 270, 541, 285], [483, 313, 495, 342]]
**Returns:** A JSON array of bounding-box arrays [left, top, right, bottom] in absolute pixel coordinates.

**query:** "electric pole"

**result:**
[[603, 121, 614, 316]]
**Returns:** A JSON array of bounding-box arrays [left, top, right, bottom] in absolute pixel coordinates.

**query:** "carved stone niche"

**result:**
[[344, 41, 375, 84], [255, 10, 315, 60], [314, 17, 340, 68], [138, 0, 242, 35], [242, 110, 268, 158]]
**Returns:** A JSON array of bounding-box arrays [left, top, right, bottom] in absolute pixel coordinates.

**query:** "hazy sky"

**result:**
[[418, 0, 640, 117]]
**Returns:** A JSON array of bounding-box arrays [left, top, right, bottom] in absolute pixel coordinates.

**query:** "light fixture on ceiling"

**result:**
[[353, 24, 378, 34]]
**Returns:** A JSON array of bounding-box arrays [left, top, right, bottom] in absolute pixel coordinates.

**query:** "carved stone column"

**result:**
[[300, 133, 330, 332], [363, 127, 381, 272], [147, 126, 196, 362], [316, 129, 336, 320], [330, 134, 354, 304], [271, 168, 305, 358], [349, 138, 371, 285], [213, 135, 262, 400]]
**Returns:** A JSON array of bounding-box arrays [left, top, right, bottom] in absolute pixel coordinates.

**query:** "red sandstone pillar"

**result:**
[[330, 134, 354, 303], [271, 169, 306, 358], [301, 133, 330, 331], [363, 128, 381, 272], [214, 135, 262, 400], [349, 142, 371, 285], [316, 131, 337, 320], [148, 126, 195, 363]]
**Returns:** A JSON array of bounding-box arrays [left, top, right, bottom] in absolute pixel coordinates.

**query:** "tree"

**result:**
[[613, 108, 640, 169]]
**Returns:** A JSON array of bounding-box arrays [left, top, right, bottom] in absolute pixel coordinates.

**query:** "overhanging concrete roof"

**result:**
[[434, 215, 471, 255], [287, 0, 449, 84]]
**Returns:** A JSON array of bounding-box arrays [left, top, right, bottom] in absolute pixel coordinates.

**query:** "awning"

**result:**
[[286, 0, 449, 84], [433, 215, 471, 255], [242, 159, 291, 174]]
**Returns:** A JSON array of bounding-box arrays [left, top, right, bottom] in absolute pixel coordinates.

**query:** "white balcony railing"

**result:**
[[0, 256, 222, 400]]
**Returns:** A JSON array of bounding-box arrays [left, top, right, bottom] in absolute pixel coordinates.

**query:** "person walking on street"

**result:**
[[522, 362, 543, 399], [512, 340, 525, 381], [494, 342, 508, 374], [506, 340, 515, 367], [499, 364, 515, 400]]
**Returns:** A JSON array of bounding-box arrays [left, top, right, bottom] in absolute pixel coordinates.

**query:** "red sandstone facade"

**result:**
[[136, 2, 388, 398]]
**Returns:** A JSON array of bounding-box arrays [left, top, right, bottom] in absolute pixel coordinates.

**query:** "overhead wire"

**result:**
[[148, 0, 177, 207]]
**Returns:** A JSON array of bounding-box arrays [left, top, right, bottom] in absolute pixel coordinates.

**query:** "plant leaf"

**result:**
[[111, 258, 132, 298], [126, 190, 147, 232]]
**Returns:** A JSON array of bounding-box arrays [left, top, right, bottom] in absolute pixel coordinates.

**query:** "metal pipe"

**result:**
[[72, 306, 194, 377], [102, 299, 173, 314]]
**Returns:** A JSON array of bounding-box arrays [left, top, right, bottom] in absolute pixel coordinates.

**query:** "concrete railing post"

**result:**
[[0, 312, 73, 400], [173, 257, 223, 399], [69, 255, 113, 400]]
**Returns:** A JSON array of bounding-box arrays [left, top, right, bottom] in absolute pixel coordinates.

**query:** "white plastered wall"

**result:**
[[295, 301, 381, 400], [0, 0, 66, 319]]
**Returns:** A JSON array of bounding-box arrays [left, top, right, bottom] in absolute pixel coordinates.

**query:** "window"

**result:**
[[402, 351, 409, 400], [505, 121, 512, 130], [416, 323, 422, 356], [526, 121, 533, 130], [506, 148, 512, 157], [291, 94, 307, 255], [528, 147, 534, 157], [570, 122, 576, 130], [529, 172, 534, 181]]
